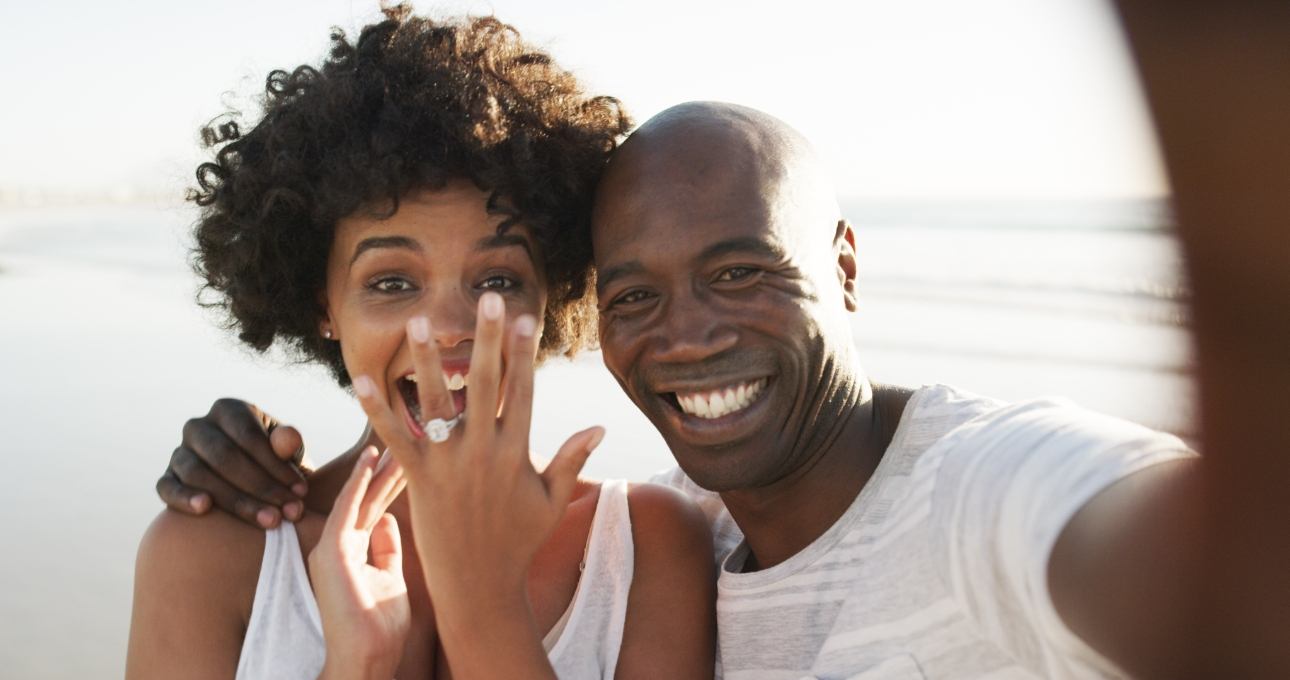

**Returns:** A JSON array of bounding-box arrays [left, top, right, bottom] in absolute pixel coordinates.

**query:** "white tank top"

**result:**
[[235, 479, 635, 679]]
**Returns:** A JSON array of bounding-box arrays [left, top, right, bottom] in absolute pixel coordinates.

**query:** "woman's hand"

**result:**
[[352, 292, 603, 676], [308, 447, 409, 680]]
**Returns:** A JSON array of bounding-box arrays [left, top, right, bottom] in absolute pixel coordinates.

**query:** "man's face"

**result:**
[[593, 149, 851, 492]]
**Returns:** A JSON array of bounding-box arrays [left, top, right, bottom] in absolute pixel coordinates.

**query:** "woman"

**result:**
[[125, 8, 715, 678]]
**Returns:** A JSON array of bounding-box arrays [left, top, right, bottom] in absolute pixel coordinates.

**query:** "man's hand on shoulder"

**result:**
[[155, 398, 311, 529]]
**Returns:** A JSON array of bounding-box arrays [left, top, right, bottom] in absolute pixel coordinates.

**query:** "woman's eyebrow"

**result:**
[[475, 232, 534, 257], [349, 235, 421, 268]]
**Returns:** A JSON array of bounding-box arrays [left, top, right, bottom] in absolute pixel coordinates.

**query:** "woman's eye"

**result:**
[[368, 276, 414, 293], [479, 274, 519, 291], [715, 266, 758, 282]]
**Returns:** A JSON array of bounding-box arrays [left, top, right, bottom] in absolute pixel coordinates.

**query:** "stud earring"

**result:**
[[322, 329, 334, 340]]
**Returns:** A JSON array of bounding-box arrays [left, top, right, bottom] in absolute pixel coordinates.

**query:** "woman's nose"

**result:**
[[421, 287, 475, 349]]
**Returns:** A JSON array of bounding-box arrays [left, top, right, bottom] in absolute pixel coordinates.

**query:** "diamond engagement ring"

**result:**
[[422, 413, 463, 443]]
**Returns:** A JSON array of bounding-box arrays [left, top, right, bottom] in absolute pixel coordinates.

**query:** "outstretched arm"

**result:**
[[1116, 2, 1290, 676], [1050, 4, 1290, 678]]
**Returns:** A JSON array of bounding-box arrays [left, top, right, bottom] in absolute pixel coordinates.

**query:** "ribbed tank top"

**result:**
[[235, 479, 634, 679]]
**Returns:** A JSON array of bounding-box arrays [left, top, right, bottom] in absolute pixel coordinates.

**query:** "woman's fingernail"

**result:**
[[408, 316, 430, 343], [257, 507, 279, 528], [515, 315, 536, 338], [353, 375, 375, 398], [189, 494, 210, 513], [283, 501, 303, 521], [292, 481, 308, 497], [481, 293, 503, 319], [587, 426, 606, 451]]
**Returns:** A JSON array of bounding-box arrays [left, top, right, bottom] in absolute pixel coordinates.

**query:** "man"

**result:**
[[155, 5, 1290, 675], [589, 101, 1195, 679]]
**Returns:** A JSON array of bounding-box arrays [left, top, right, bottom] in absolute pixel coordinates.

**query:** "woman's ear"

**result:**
[[319, 294, 338, 341], [833, 219, 858, 312]]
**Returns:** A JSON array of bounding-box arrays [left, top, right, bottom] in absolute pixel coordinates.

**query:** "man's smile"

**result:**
[[669, 377, 769, 419], [651, 373, 776, 447]]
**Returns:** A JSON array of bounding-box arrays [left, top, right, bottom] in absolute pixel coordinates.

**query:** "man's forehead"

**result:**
[[593, 102, 839, 260]]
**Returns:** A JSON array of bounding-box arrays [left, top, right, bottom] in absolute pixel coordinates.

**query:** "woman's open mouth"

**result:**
[[396, 371, 469, 430]]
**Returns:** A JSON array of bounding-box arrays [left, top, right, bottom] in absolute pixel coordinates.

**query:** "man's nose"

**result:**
[[651, 290, 738, 364]]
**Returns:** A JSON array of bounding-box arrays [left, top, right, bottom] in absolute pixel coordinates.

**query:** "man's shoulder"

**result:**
[[928, 392, 1188, 461], [900, 384, 1008, 428], [900, 385, 1188, 462]]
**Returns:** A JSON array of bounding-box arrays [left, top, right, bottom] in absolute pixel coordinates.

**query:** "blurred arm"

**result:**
[[1058, 3, 1290, 677]]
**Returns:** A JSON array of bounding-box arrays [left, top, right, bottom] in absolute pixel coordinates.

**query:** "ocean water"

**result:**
[[0, 198, 1191, 676]]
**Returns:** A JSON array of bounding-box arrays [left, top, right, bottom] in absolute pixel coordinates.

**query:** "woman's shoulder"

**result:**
[[135, 509, 268, 617], [129, 510, 290, 676], [612, 482, 718, 676], [624, 482, 713, 564]]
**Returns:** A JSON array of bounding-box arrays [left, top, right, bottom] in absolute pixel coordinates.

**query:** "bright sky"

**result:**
[[0, 0, 1167, 202]]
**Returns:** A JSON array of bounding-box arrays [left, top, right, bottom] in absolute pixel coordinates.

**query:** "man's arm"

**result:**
[[154, 398, 369, 528], [1048, 459, 1204, 678], [1051, 3, 1290, 677]]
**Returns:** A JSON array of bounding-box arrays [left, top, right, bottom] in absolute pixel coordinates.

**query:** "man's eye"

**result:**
[[479, 275, 519, 291], [369, 276, 414, 293], [611, 289, 653, 307], [715, 266, 758, 282]]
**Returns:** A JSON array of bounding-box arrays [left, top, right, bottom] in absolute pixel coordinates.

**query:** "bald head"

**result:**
[[593, 101, 841, 251]]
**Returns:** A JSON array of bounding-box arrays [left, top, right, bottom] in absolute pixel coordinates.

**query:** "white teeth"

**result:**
[[711, 391, 728, 415], [404, 373, 467, 390], [675, 378, 767, 419]]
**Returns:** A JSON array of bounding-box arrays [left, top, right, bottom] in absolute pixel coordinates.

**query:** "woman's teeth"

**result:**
[[406, 372, 468, 390], [676, 378, 767, 419]]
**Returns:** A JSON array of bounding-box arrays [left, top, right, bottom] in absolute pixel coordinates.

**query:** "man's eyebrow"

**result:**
[[349, 235, 421, 267], [698, 237, 784, 262], [596, 261, 644, 293]]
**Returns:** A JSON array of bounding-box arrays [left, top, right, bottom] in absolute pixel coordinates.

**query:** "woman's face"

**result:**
[[323, 180, 547, 426]]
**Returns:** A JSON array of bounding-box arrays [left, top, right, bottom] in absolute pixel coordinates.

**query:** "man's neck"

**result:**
[[719, 382, 915, 571]]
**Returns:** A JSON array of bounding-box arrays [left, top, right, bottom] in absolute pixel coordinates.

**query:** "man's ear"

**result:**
[[833, 219, 858, 312]]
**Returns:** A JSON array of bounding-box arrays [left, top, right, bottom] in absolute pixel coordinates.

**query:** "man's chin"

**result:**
[[664, 439, 776, 493]]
